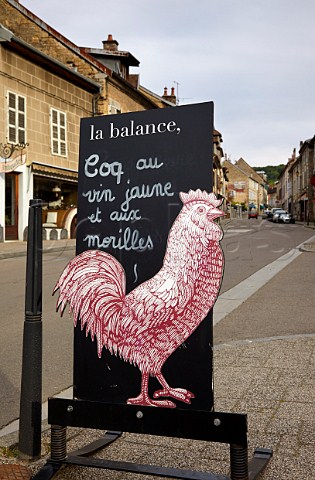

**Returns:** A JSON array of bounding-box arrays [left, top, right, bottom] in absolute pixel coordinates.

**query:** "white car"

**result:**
[[278, 212, 295, 224], [266, 207, 282, 220], [272, 210, 287, 222]]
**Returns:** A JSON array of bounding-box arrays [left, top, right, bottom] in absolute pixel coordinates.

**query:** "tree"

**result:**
[[253, 165, 285, 185]]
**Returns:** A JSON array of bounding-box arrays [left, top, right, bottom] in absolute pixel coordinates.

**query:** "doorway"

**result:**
[[5, 173, 19, 240]]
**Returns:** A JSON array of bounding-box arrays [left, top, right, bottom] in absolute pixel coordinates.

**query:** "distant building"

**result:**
[[223, 158, 267, 213], [287, 137, 315, 223], [267, 185, 278, 208], [235, 158, 267, 211]]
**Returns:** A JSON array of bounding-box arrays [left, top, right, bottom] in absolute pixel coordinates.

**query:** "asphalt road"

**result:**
[[220, 217, 313, 292], [0, 218, 314, 429]]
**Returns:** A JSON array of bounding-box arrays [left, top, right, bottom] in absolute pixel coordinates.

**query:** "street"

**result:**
[[0, 218, 314, 430], [220, 217, 313, 292]]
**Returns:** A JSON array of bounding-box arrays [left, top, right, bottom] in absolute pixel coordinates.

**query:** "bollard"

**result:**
[[18, 199, 43, 459]]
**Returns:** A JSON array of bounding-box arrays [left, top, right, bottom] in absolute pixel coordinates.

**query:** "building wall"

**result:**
[[0, 41, 97, 240], [235, 157, 267, 210], [0, 46, 94, 171], [275, 138, 315, 224], [248, 177, 258, 206], [105, 81, 150, 114], [0, 0, 156, 115], [224, 160, 248, 206]]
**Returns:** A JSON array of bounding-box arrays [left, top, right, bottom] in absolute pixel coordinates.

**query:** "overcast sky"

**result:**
[[20, 0, 315, 167]]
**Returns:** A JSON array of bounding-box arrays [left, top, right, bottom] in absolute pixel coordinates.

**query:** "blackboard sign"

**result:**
[[72, 102, 217, 411]]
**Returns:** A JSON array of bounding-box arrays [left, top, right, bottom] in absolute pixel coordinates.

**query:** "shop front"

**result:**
[[0, 160, 79, 242], [5, 172, 19, 240], [32, 163, 78, 240], [0, 147, 27, 242]]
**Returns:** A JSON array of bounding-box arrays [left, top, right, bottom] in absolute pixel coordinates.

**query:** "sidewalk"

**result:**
[[0, 238, 76, 260], [0, 236, 314, 479]]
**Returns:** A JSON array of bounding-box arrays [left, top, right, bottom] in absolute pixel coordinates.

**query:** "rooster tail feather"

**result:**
[[54, 250, 126, 356]]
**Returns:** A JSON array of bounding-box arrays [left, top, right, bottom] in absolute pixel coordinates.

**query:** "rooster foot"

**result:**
[[127, 394, 176, 409], [153, 387, 195, 404]]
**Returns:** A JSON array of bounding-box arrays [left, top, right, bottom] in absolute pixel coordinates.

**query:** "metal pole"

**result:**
[[18, 199, 43, 459]]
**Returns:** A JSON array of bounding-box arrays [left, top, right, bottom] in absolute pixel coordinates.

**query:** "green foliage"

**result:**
[[253, 165, 285, 185], [0, 444, 18, 458]]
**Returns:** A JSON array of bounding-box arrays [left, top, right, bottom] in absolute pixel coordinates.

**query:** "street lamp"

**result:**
[[0, 142, 29, 173], [0, 142, 29, 159]]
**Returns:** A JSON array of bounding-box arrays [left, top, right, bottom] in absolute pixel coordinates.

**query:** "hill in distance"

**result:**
[[253, 165, 285, 185]]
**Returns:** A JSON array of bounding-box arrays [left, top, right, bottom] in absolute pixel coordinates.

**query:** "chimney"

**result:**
[[162, 86, 177, 105], [102, 34, 119, 52]]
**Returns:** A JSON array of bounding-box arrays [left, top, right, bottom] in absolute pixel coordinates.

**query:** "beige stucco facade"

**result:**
[[0, 45, 96, 171]]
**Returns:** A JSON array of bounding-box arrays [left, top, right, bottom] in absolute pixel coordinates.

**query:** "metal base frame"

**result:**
[[32, 398, 272, 480]]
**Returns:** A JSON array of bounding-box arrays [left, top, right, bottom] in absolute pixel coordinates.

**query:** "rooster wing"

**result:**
[[116, 261, 196, 374]]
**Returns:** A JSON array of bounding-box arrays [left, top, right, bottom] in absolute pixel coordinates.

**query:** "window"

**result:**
[[7, 91, 26, 144], [50, 108, 67, 156], [108, 99, 121, 115]]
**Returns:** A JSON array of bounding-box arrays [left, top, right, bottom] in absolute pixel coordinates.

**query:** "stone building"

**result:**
[[223, 159, 248, 209], [273, 137, 315, 224], [287, 137, 315, 223], [223, 157, 268, 215], [0, 22, 100, 240], [277, 150, 295, 212], [234, 158, 267, 211], [0, 0, 173, 241]]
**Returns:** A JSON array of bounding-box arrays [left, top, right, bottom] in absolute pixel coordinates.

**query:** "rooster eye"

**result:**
[[197, 206, 206, 214]]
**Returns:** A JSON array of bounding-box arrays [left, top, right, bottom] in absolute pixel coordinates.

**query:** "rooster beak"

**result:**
[[209, 207, 225, 219]]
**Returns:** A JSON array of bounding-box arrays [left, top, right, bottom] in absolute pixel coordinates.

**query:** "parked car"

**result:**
[[265, 208, 282, 220], [277, 212, 295, 224], [248, 208, 258, 219], [272, 210, 287, 222], [262, 209, 271, 219]]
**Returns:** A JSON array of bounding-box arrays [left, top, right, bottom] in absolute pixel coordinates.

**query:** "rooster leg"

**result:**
[[154, 372, 195, 404], [127, 372, 176, 408]]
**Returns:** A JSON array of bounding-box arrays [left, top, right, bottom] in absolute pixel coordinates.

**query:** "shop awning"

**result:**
[[31, 163, 78, 183]]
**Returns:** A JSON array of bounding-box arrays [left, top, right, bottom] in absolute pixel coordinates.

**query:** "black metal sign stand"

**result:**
[[32, 399, 272, 480], [31, 104, 272, 479], [19, 199, 43, 460]]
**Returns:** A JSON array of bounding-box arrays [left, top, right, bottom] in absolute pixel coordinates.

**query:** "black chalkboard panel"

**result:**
[[74, 102, 215, 411]]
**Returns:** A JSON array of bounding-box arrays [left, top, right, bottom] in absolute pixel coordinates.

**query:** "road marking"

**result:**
[[223, 229, 251, 234], [214, 333, 315, 349], [223, 228, 251, 232], [213, 233, 315, 325]]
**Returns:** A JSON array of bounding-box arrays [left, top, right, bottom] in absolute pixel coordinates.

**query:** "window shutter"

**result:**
[[7, 91, 26, 144], [51, 108, 67, 157]]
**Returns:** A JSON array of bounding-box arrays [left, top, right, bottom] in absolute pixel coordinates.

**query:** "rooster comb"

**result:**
[[180, 189, 222, 207]]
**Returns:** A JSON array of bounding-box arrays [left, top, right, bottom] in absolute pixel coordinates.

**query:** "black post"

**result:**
[[18, 199, 43, 459]]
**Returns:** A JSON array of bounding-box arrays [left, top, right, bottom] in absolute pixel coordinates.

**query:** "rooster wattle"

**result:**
[[54, 189, 225, 408]]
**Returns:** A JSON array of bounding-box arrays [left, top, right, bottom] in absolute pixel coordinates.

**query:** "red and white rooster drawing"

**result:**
[[54, 189, 224, 408]]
